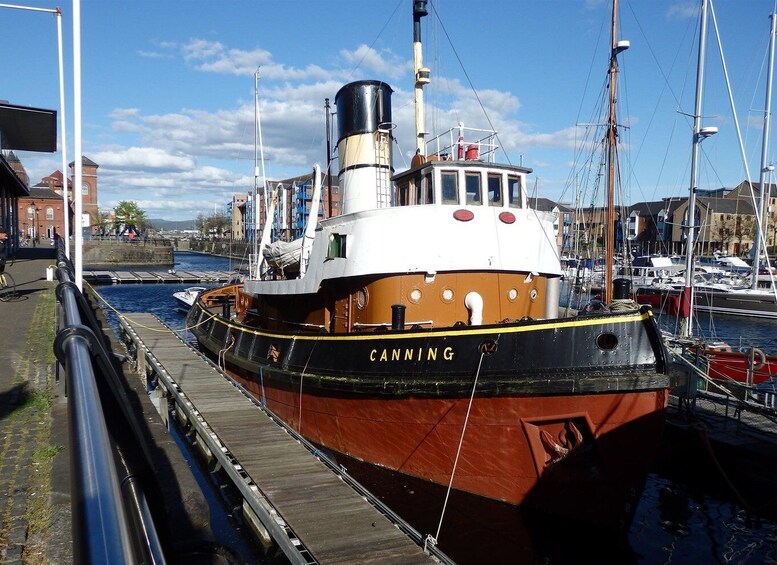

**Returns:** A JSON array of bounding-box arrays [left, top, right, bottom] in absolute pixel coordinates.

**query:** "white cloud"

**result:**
[[91, 147, 195, 171], [339, 45, 407, 80], [666, 2, 698, 20]]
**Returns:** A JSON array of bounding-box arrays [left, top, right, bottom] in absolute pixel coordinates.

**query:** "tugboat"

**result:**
[[188, 0, 672, 531]]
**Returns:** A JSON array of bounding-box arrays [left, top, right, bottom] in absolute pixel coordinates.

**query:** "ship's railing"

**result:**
[[425, 124, 499, 163], [53, 236, 166, 564]]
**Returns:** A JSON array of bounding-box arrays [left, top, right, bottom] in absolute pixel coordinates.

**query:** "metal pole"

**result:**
[[753, 12, 776, 289], [57, 8, 70, 258], [681, 0, 710, 339], [73, 0, 83, 290], [325, 97, 332, 218], [604, 0, 619, 305], [413, 0, 428, 156]]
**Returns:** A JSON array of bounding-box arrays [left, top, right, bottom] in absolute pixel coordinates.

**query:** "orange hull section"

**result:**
[[237, 374, 667, 509]]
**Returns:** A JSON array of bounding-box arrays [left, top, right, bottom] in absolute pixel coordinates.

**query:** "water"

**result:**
[[95, 252, 776, 564]]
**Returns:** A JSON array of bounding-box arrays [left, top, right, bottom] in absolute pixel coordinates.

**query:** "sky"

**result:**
[[1, 0, 776, 221]]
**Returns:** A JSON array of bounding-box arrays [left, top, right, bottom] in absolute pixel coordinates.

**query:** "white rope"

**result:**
[[426, 350, 485, 551], [217, 335, 235, 372]]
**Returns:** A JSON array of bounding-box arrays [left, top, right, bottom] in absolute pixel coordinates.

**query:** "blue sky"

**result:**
[[2, 0, 776, 221]]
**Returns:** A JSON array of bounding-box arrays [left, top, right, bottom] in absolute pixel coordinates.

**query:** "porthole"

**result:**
[[355, 288, 369, 310], [529, 289, 538, 301], [441, 288, 454, 303], [409, 288, 422, 304], [507, 288, 518, 302], [596, 333, 619, 351]]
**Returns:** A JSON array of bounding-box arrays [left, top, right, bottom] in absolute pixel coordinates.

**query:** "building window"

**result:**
[[46, 207, 54, 220], [27, 206, 34, 220], [82, 182, 89, 195]]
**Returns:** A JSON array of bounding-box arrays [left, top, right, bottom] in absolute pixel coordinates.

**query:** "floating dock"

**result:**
[[119, 313, 445, 564], [84, 270, 237, 284]]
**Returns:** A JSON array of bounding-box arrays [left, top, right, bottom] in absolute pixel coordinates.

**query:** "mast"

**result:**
[[752, 12, 777, 290], [680, 0, 712, 339], [413, 0, 430, 157], [325, 97, 333, 218], [253, 70, 260, 276], [604, 0, 628, 304]]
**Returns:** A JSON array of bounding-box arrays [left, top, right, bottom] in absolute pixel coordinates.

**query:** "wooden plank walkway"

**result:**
[[84, 270, 236, 284], [120, 313, 439, 565]]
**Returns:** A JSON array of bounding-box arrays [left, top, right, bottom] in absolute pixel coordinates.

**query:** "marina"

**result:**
[[1, 0, 776, 563], [96, 251, 777, 563]]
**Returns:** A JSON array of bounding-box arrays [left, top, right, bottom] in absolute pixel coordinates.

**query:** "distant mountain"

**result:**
[[147, 218, 197, 231]]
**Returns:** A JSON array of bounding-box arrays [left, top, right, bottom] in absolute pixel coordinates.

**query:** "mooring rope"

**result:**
[[217, 335, 235, 372], [258, 366, 267, 409], [87, 281, 218, 334], [425, 350, 485, 552]]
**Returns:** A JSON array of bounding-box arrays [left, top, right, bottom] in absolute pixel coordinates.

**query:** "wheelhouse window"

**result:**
[[423, 172, 433, 204], [441, 171, 458, 204], [507, 175, 522, 208], [395, 179, 409, 206], [413, 174, 422, 205], [487, 173, 502, 206], [465, 172, 481, 204]]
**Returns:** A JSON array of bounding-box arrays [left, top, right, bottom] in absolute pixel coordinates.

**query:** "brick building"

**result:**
[[14, 155, 100, 243]]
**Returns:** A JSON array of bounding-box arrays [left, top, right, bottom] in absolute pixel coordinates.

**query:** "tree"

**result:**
[[197, 212, 232, 238], [96, 209, 111, 236], [734, 215, 756, 256], [114, 201, 147, 236], [195, 213, 206, 236]]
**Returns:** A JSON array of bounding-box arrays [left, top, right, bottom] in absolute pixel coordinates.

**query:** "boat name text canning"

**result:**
[[369, 346, 454, 362]]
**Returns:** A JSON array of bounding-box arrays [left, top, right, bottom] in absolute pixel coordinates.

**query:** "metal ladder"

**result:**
[[375, 128, 392, 208]]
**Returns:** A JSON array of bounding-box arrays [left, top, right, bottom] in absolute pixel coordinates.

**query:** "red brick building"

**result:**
[[14, 155, 99, 243]]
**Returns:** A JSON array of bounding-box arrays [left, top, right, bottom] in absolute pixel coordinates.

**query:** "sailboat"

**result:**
[[635, 4, 777, 322], [665, 0, 777, 397], [187, 0, 673, 531]]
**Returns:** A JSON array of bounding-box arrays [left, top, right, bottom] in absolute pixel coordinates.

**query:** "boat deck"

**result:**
[[119, 313, 442, 565]]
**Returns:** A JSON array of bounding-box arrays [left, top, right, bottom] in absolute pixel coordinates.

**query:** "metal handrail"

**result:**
[[53, 236, 165, 564]]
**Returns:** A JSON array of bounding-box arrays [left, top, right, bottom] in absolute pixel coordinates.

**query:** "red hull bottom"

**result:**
[[233, 372, 668, 528]]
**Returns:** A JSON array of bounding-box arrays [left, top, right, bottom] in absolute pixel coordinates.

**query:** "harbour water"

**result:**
[[96, 251, 776, 564]]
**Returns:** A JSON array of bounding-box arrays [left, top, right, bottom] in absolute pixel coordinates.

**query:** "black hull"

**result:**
[[187, 303, 671, 396]]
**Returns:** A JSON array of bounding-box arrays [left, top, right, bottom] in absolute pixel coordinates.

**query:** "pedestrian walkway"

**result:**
[[0, 247, 71, 564]]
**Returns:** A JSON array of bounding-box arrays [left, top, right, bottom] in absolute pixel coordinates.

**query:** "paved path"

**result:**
[[0, 247, 71, 564]]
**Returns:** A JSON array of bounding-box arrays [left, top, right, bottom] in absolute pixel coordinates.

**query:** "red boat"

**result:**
[[701, 347, 777, 385]]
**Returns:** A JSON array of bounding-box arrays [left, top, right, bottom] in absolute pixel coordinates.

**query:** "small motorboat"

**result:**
[[173, 286, 206, 310]]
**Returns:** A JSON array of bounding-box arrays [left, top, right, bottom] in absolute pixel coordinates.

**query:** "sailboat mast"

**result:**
[[413, 0, 429, 157], [752, 12, 777, 290], [681, 0, 711, 339], [604, 0, 620, 304], [253, 70, 260, 272]]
